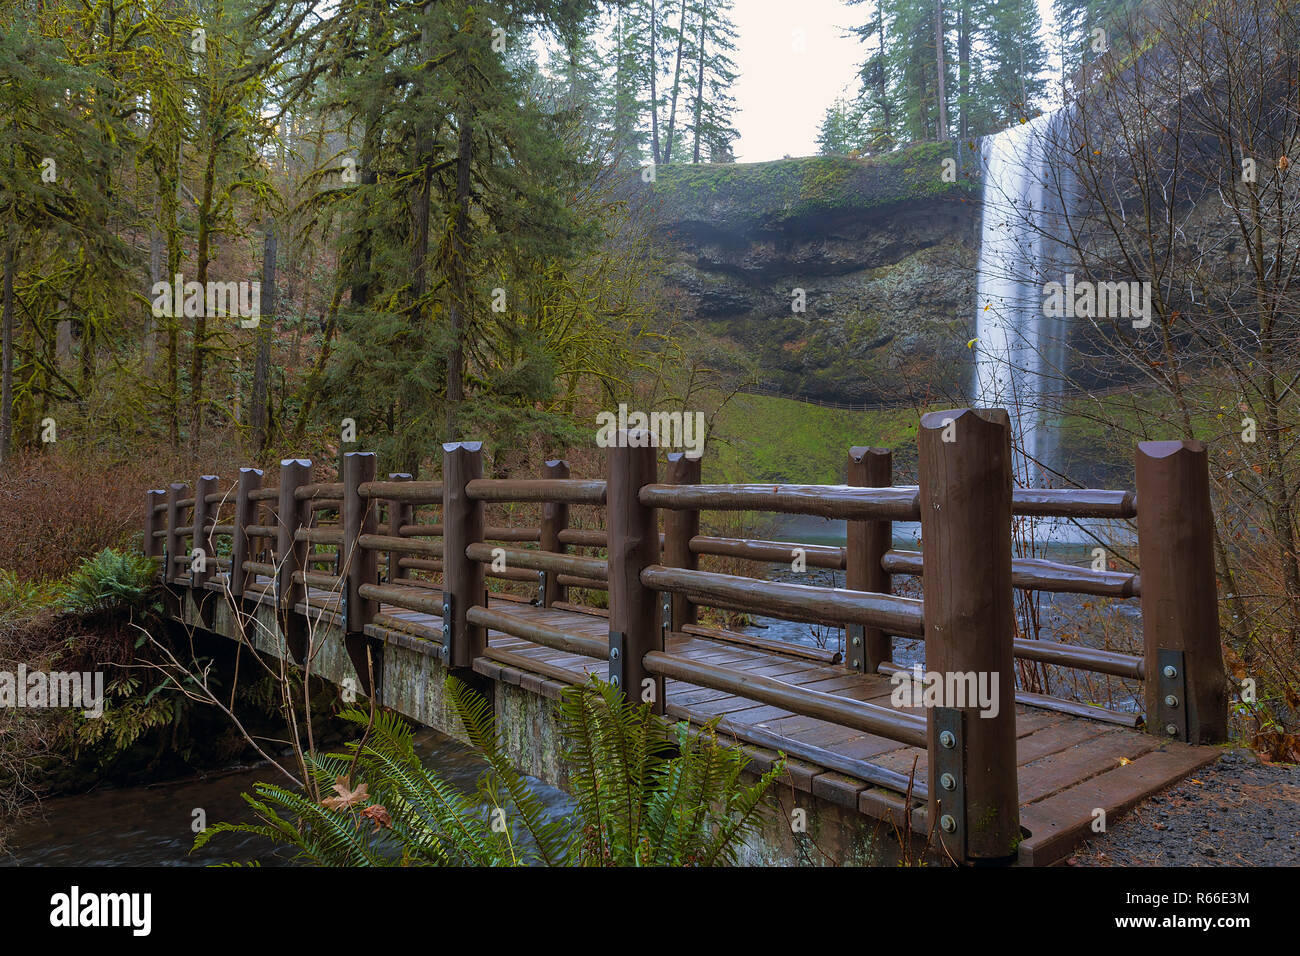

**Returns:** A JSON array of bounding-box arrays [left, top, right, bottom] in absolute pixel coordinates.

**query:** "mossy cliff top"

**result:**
[[648, 142, 977, 234]]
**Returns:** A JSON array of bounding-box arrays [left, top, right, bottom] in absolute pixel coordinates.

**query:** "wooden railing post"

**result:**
[[663, 451, 701, 633], [386, 472, 413, 585], [442, 442, 485, 667], [343, 451, 380, 699], [918, 408, 1019, 864], [165, 482, 189, 586], [607, 432, 663, 712], [229, 467, 262, 600], [343, 452, 379, 633], [847, 447, 893, 673], [190, 475, 218, 590], [144, 489, 165, 574], [274, 459, 312, 617], [539, 459, 570, 607], [1136, 440, 1227, 744]]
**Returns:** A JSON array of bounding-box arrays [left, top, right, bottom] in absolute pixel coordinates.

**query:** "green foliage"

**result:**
[[559, 677, 782, 865], [59, 549, 158, 616], [0, 570, 59, 623], [200, 676, 783, 866]]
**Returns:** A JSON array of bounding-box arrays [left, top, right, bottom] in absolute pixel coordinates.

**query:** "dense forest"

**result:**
[[0, 0, 752, 479]]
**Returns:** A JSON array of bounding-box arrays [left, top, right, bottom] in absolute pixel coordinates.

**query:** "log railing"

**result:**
[[144, 408, 1226, 865]]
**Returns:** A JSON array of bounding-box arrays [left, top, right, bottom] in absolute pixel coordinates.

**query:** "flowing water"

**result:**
[[3, 731, 573, 867], [974, 111, 1071, 488]]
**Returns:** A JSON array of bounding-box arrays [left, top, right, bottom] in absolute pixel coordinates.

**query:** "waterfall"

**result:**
[[973, 111, 1070, 489]]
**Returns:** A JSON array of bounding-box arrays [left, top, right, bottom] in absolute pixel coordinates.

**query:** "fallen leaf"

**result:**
[[322, 776, 369, 811]]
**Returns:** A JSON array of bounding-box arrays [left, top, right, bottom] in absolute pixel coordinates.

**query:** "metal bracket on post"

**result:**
[[534, 570, 547, 607], [846, 624, 866, 672], [608, 630, 626, 693], [441, 595, 453, 662], [933, 707, 967, 862], [661, 593, 672, 638], [1155, 648, 1188, 741]]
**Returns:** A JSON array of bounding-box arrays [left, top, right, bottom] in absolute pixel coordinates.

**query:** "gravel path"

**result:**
[[1070, 749, 1300, 866]]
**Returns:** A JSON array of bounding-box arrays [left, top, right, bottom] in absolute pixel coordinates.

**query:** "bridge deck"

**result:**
[[215, 577, 1219, 866]]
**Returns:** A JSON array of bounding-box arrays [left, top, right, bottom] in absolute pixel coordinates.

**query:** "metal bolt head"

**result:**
[[940, 814, 957, 833], [1164, 694, 1178, 707], [939, 730, 956, 749], [940, 772, 956, 791], [609, 647, 620, 660], [1165, 723, 1179, 736], [851, 636, 861, 646], [1163, 664, 1178, 679], [610, 675, 620, 687]]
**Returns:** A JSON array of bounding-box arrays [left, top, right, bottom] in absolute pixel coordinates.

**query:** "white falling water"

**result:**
[[973, 112, 1066, 489]]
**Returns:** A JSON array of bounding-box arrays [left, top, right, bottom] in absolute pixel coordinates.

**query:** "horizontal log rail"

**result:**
[[358, 533, 443, 558], [556, 528, 608, 548], [640, 483, 922, 521], [295, 528, 344, 546], [556, 573, 608, 590], [358, 480, 442, 502], [641, 564, 926, 637], [679, 622, 841, 664], [399, 557, 444, 573], [357, 582, 444, 616], [690, 534, 846, 569], [1012, 487, 1137, 519], [292, 570, 343, 590], [468, 606, 607, 659], [398, 523, 540, 542], [643, 651, 927, 748], [1012, 638, 1144, 679], [465, 478, 608, 505], [465, 543, 607, 581], [294, 482, 344, 501], [883, 549, 1140, 598]]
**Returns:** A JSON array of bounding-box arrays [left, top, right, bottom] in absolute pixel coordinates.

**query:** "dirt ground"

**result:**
[[1070, 749, 1300, 866]]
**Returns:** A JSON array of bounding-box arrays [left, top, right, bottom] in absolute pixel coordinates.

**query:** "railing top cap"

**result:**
[[148, 488, 166, 496], [388, 472, 412, 479], [545, 458, 568, 468], [239, 467, 264, 475], [199, 474, 218, 481], [1137, 438, 1206, 458], [918, 407, 1011, 430], [280, 458, 312, 467], [666, 451, 702, 462], [849, 445, 890, 460], [344, 450, 376, 459], [443, 440, 483, 452]]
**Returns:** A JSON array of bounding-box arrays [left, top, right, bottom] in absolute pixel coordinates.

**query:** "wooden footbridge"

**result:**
[[144, 408, 1228, 866]]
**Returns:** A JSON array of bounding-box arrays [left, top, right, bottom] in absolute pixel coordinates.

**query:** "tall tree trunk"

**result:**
[[875, 4, 891, 138], [933, 0, 949, 142], [649, 0, 661, 165], [250, 227, 275, 453], [190, 137, 218, 457], [662, 0, 688, 165], [692, 0, 707, 163], [1, 244, 14, 470], [958, 0, 970, 146], [446, 106, 473, 439]]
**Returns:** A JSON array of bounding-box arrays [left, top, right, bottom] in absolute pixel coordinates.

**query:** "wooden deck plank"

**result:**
[[1016, 745, 1221, 866], [1015, 729, 1162, 804]]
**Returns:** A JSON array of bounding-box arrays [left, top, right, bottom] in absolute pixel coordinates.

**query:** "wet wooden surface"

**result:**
[[218, 578, 1219, 866]]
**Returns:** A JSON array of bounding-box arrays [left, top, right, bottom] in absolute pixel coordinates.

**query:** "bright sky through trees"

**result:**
[[727, 0, 1060, 161]]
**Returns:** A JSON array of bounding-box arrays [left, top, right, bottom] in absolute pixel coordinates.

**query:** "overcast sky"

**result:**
[[728, 0, 1061, 162]]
